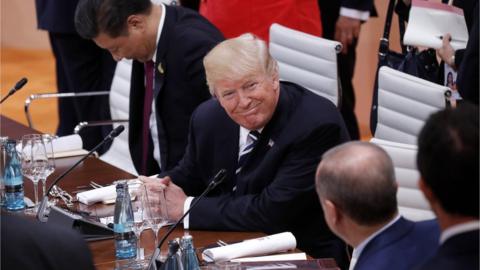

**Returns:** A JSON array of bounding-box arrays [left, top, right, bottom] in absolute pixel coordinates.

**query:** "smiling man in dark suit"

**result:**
[[74, 0, 224, 175], [143, 34, 351, 268], [416, 104, 479, 270]]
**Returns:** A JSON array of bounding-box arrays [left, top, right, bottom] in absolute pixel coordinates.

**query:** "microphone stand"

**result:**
[[37, 126, 125, 222], [147, 169, 227, 270]]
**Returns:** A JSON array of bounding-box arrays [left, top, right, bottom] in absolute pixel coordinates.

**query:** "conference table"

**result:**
[[1, 115, 338, 270]]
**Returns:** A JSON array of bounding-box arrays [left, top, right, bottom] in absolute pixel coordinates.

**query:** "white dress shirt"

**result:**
[[339, 7, 370, 21], [149, 3, 166, 169]]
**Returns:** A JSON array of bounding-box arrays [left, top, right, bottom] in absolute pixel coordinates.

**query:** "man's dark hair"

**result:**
[[74, 0, 152, 39], [417, 104, 479, 217], [316, 142, 398, 226]]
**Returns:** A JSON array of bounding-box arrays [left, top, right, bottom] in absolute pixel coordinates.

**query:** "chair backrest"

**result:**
[[269, 23, 342, 107], [375, 66, 450, 144], [100, 59, 138, 176], [370, 137, 435, 221]]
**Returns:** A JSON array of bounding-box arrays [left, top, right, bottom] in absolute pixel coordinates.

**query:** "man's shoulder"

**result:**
[[281, 81, 344, 126], [166, 5, 223, 37], [191, 98, 228, 124], [392, 218, 439, 244]]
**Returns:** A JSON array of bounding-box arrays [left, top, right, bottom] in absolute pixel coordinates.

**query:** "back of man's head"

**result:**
[[75, 0, 152, 39], [417, 104, 479, 218], [316, 141, 398, 226]]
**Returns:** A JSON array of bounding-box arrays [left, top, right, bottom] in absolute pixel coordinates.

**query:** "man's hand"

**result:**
[[163, 181, 187, 221], [139, 175, 187, 221], [334, 16, 361, 54], [437, 33, 456, 68]]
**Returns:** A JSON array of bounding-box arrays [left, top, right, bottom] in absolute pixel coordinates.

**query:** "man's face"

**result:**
[[214, 72, 280, 130], [94, 27, 152, 63]]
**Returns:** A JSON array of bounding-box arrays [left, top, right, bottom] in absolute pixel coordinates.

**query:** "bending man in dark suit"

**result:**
[[143, 34, 351, 268], [416, 104, 479, 270], [74, 0, 224, 175], [1, 212, 95, 270], [316, 141, 440, 270]]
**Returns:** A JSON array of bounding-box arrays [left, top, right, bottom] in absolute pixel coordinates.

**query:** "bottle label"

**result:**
[[5, 184, 23, 193]]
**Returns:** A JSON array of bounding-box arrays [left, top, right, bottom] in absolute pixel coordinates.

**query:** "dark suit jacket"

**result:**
[[129, 5, 224, 175], [416, 229, 479, 270], [456, 2, 479, 105], [354, 217, 440, 270], [1, 212, 95, 270], [168, 82, 350, 256], [318, 0, 376, 38], [35, 0, 78, 33]]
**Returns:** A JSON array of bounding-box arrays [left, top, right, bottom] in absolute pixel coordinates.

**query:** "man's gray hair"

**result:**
[[316, 141, 398, 226], [203, 33, 278, 95]]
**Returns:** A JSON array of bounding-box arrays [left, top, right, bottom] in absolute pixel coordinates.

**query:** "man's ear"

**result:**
[[418, 177, 436, 205], [324, 199, 341, 225], [126, 14, 146, 32], [271, 68, 280, 92]]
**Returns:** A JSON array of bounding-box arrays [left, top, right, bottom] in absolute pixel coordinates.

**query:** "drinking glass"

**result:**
[[39, 134, 55, 198], [20, 134, 47, 213], [144, 187, 169, 248], [128, 184, 150, 269]]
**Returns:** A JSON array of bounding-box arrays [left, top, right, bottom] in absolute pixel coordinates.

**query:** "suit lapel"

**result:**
[[153, 5, 174, 99], [214, 117, 239, 194], [129, 61, 149, 173], [153, 5, 176, 168]]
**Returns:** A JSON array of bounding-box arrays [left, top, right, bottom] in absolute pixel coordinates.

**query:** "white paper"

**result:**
[[51, 134, 84, 154], [202, 232, 297, 263], [17, 134, 87, 158], [76, 179, 141, 205], [403, 0, 468, 50], [231, 253, 307, 263]]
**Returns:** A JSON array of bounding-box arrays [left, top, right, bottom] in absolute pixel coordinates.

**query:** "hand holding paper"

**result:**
[[403, 0, 468, 50]]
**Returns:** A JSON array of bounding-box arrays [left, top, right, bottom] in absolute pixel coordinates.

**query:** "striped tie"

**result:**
[[236, 130, 260, 175]]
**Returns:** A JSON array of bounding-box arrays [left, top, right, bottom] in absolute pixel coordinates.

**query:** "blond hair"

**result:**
[[203, 33, 278, 95]]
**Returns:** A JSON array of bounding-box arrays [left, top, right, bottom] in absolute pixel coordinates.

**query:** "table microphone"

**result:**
[[147, 169, 227, 270], [0, 77, 28, 104], [37, 125, 125, 222]]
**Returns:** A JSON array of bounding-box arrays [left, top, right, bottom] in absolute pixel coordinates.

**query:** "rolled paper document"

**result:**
[[18, 134, 86, 158], [76, 179, 141, 205], [202, 232, 297, 263]]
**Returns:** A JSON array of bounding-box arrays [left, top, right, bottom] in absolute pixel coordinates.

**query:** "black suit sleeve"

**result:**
[[340, 0, 374, 12], [187, 124, 344, 232], [167, 113, 207, 196], [178, 27, 217, 101]]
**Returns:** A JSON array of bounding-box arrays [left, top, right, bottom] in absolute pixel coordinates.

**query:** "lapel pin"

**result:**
[[157, 62, 164, 74], [268, 139, 275, 147]]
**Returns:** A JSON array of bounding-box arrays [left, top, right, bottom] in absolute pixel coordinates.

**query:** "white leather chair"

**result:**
[[24, 59, 137, 175], [370, 137, 435, 221], [375, 66, 451, 144], [99, 59, 137, 175], [269, 23, 342, 107]]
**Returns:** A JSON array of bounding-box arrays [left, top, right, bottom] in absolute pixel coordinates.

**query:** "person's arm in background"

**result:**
[[335, 0, 374, 54]]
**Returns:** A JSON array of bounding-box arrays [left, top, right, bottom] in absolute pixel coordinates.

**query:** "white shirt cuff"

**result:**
[[340, 7, 370, 21], [183, 196, 194, 229]]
